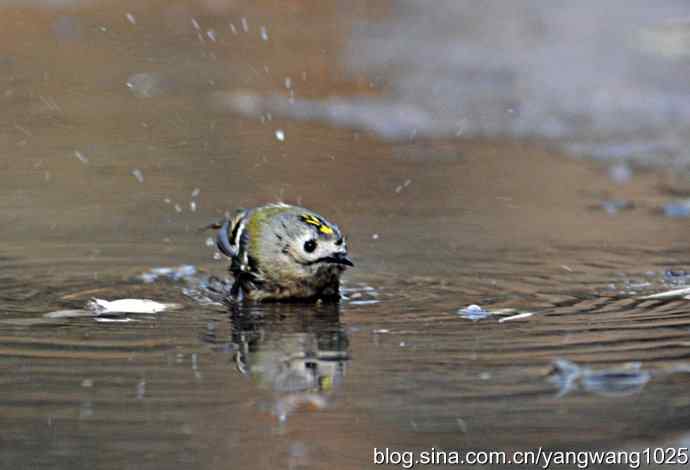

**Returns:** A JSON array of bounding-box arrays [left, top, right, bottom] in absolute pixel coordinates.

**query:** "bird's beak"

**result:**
[[325, 252, 354, 267]]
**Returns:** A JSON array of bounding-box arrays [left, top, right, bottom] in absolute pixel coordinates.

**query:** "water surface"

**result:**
[[2, 1, 690, 469]]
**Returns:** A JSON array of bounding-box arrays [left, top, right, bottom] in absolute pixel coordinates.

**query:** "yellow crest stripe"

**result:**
[[300, 213, 334, 235]]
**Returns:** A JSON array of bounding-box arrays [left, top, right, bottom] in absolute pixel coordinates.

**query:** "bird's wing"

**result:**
[[203, 209, 248, 259]]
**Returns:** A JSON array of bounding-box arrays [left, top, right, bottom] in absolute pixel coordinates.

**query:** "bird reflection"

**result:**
[[202, 302, 349, 421]]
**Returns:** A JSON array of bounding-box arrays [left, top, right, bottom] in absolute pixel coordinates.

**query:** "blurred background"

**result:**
[[3, 1, 690, 469]]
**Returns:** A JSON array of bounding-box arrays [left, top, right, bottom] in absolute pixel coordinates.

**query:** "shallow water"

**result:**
[[3, 1, 690, 469]]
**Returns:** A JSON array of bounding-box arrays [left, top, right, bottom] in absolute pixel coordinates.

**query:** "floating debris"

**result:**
[[349, 300, 380, 306], [260, 25, 268, 41], [372, 233, 379, 240], [95, 317, 137, 323], [87, 298, 180, 315], [43, 298, 181, 323], [498, 312, 534, 323], [192, 188, 200, 197], [600, 199, 634, 214], [43, 309, 94, 319], [548, 358, 650, 397], [139, 265, 197, 283], [189, 201, 197, 212], [663, 199, 690, 218], [457, 304, 491, 321], [275, 129, 285, 141], [341, 284, 380, 304], [640, 287, 690, 300], [240, 17, 249, 32], [125, 12, 136, 25], [457, 305, 536, 322], [665, 269, 688, 278]]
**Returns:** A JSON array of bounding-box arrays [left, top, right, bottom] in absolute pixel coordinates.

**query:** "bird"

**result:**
[[209, 203, 353, 302]]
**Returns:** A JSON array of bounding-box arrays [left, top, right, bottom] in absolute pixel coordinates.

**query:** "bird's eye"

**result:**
[[303, 239, 317, 253], [335, 238, 344, 246]]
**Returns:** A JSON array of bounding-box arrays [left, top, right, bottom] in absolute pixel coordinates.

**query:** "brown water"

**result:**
[[3, 1, 690, 469]]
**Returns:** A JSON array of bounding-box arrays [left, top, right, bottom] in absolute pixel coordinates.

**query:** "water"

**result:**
[[3, 1, 690, 469], [226, 0, 690, 168]]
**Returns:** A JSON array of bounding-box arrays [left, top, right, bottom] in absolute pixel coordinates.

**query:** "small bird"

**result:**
[[210, 203, 353, 302]]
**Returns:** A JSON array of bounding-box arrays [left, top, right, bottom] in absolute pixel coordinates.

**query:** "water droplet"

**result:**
[[275, 129, 285, 141], [73, 150, 88, 164], [260, 25, 268, 41], [240, 17, 248, 32], [608, 163, 632, 184], [125, 12, 136, 25], [126, 73, 163, 98], [131, 168, 144, 183]]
